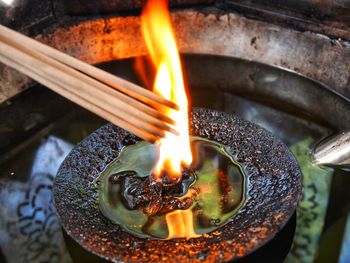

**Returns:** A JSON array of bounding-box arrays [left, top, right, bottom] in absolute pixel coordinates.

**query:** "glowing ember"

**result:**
[[141, 0, 192, 182]]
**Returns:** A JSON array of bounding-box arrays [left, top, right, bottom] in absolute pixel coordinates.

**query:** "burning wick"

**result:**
[[140, 0, 192, 183]]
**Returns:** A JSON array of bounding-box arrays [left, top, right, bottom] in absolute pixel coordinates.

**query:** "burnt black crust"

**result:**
[[53, 107, 302, 263]]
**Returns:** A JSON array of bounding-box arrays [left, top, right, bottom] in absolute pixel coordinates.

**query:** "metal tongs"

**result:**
[[311, 130, 350, 169]]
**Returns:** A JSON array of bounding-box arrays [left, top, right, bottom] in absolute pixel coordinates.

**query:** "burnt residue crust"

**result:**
[[53, 107, 302, 263]]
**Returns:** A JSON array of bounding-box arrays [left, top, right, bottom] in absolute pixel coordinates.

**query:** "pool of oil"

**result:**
[[97, 137, 246, 239], [0, 54, 350, 262]]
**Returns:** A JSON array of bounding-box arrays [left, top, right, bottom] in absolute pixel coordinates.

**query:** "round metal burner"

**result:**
[[53, 107, 302, 262]]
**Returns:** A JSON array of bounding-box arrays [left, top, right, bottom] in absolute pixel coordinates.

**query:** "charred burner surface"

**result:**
[[53, 107, 302, 262]]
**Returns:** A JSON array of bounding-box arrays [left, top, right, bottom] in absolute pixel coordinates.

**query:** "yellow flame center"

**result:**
[[141, 0, 192, 181]]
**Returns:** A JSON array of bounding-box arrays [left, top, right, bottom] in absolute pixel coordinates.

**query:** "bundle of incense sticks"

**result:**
[[0, 25, 178, 142]]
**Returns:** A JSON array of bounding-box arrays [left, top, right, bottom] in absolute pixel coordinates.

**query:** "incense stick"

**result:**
[[0, 25, 178, 142]]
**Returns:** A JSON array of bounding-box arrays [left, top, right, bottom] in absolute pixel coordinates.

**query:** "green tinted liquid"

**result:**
[[97, 137, 247, 239]]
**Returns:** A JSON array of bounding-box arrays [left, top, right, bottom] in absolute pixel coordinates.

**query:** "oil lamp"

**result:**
[[53, 0, 302, 261]]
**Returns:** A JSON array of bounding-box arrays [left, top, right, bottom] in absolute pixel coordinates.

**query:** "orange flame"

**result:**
[[141, 0, 192, 182], [165, 210, 198, 239]]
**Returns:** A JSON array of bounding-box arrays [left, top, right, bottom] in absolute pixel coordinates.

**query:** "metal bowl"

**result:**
[[53, 107, 302, 262]]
